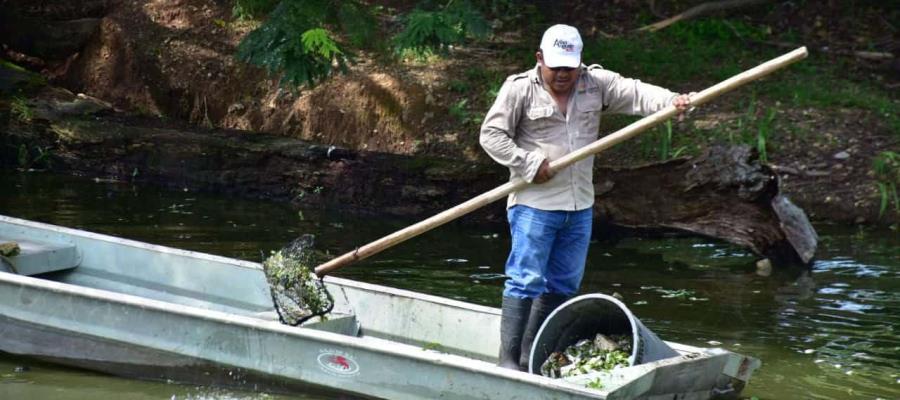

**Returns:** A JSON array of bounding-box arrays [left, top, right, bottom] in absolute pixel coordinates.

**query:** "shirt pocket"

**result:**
[[578, 96, 604, 141], [524, 105, 556, 138]]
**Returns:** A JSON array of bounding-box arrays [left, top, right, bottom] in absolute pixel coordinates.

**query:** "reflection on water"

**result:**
[[1, 170, 898, 400], [0, 354, 299, 400]]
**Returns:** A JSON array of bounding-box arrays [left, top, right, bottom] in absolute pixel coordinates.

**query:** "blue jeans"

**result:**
[[503, 205, 592, 299]]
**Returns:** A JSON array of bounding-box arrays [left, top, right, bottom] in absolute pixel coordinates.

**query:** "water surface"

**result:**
[[1, 170, 897, 399]]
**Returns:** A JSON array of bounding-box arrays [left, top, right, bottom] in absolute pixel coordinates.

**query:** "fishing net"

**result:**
[[262, 235, 334, 326]]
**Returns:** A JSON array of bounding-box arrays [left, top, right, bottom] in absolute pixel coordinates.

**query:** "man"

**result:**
[[479, 24, 692, 371]]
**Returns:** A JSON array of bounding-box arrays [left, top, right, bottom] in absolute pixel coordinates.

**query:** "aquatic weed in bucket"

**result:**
[[529, 293, 679, 375]]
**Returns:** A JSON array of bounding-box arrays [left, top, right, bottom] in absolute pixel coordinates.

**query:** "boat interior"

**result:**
[[0, 215, 502, 363]]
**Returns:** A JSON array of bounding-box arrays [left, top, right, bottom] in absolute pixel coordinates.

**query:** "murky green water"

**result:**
[[1, 170, 898, 400]]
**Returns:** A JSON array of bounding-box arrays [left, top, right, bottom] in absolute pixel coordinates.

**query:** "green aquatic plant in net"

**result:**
[[262, 235, 333, 325]]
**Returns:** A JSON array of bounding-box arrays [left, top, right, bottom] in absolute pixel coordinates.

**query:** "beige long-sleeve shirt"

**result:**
[[479, 64, 677, 211]]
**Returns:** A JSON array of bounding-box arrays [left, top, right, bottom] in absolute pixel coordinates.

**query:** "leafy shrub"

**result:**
[[236, 0, 374, 88], [236, 0, 490, 88], [392, 0, 490, 58]]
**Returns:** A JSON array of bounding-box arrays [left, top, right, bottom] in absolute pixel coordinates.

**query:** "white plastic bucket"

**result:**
[[529, 293, 679, 374]]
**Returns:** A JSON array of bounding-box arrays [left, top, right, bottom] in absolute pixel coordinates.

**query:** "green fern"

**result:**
[[302, 28, 342, 58], [236, 0, 489, 88], [393, 1, 489, 58], [236, 1, 351, 88]]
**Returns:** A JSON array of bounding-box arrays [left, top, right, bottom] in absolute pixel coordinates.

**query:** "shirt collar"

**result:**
[[531, 63, 589, 91]]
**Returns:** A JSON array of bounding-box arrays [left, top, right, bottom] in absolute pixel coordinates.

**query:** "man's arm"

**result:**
[[479, 80, 550, 183], [593, 69, 681, 116]]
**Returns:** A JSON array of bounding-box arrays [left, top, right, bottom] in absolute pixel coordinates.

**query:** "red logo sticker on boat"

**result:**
[[317, 349, 360, 377]]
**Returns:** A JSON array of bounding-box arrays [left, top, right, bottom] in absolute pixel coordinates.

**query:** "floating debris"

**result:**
[[468, 273, 506, 280], [540, 333, 632, 379], [422, 342, 444, 352], [0, 242, 20, 257], [658, 288, 695, 299]]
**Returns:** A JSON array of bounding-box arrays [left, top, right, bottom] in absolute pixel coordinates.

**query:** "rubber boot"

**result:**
[[498, 296, 532, 370], [519, 293, 571, 372]]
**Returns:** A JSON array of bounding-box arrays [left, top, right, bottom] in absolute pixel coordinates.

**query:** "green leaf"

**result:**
[[392, 1, 490, 58], [236, 1, 349, 88], [301, 28, 342, 59]]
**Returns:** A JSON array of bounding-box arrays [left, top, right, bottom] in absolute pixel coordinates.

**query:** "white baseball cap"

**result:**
[[539, 24, 583, 68]]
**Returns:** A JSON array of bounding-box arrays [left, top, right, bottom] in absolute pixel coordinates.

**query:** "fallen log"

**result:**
[[1, 79, 816, 266], [595, 145, 816, 264], [636, 0, 775, 33]]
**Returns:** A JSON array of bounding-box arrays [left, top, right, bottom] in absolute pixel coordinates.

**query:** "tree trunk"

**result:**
[[595, 146, 816, 264], [637, 0, 775, 32]]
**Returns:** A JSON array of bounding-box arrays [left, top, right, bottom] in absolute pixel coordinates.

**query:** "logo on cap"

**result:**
[[553, 39, 575, 52]]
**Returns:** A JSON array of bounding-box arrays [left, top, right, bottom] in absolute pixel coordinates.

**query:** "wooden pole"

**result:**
[[315, 47, 808, 276]]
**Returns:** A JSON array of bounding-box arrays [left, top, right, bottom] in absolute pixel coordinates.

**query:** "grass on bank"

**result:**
[[586, 19, 896, 126], [873, 151, 900, 217], [565, 19, 899, 164]]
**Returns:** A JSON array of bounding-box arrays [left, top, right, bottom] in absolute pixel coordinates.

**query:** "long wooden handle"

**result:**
[[315, 46, 808, 276]]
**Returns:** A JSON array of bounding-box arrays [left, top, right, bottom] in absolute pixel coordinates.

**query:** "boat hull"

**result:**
[[0, 215, 758, 399], [0, 271, 608, 400], [0, 315, 360, 398]]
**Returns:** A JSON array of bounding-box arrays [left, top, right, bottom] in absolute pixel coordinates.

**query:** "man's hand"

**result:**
[[674, 92, 696, 121], [532, 159, 555, 184]]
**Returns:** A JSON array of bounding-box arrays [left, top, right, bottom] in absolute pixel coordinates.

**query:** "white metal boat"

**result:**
[[0, 214, 759, 399]]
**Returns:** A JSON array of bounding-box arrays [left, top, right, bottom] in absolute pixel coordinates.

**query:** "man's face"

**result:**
[[536, 51, 580, 96]]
